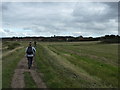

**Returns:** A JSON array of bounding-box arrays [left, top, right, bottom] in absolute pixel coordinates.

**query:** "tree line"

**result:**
[[2, 35, 120, 43]]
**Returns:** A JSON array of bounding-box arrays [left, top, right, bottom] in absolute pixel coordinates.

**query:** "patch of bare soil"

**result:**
[[11, 57, 47, 88]]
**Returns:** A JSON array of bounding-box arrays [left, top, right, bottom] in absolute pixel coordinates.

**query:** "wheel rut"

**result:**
[[11, 57, 47, 88]]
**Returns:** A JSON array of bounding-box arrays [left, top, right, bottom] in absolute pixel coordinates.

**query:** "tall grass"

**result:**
[[7, 42, 21, 50]]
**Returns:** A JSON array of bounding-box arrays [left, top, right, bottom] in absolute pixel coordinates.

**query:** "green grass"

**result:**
[[35, 42, 118, 88], [7, 42, 21, 50], [2, 41, 22, 54], [2, 41, 119, 88], [24, 72, 37, 88], [0, 60, 2, 89], [0, 41, 2, 89], [49, 42, 118, 87], [2, 41, 37, 88], [36, 45, 99, 88], [48, 42, 118, 65], [2, 47, 25, 88]]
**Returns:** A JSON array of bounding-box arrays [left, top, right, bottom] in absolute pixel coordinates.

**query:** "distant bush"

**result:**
[[7, 42, 21, 50], [100, 35, 120, 43], [2, 41, 10, 46], [12, 42, 21, 46]]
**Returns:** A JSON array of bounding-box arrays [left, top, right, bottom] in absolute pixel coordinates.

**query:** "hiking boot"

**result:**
[[28, 66, 30, 69]]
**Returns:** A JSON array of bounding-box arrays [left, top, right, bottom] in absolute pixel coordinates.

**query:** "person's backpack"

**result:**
[[26, 46, 33, 54]]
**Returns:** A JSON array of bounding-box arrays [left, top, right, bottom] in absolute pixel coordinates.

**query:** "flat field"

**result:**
[[2, 41, 119, 88]]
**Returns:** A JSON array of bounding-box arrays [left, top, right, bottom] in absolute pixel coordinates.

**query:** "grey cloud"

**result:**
[[4, 29, 10, 32], [2, 2, 118, 37], [72, 2, 118, 23]]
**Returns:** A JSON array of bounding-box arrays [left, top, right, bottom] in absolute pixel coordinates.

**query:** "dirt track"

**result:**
[[11, 57, 47, 88]]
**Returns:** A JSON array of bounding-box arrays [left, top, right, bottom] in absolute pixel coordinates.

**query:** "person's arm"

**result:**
[[25, 47, 27, 52], [25, 47, 28, 57], [32, 47, 36, 56], [32, 47, 36, 62], [33, 47, 36, 52]]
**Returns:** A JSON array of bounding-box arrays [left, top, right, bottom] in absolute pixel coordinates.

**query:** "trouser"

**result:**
[[27, 57, 33, 69]]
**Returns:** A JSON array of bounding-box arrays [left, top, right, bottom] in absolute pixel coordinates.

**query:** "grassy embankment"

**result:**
[[36, 42, 118, 88]]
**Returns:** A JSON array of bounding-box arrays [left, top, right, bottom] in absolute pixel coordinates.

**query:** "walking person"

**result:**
[[25, 41, 36, 69], [34, 41, 37, 47]]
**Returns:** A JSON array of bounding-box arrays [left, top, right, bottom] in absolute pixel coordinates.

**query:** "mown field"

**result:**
[[2, 41, 119, 88]]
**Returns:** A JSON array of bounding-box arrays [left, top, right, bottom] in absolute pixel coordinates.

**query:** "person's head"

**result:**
[[29, 41, 32, 46]]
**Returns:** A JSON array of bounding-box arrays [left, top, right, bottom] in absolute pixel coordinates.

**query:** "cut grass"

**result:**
[[36, 45, 101, 88], [48, 43, 118, 66], [36, 42, 118, 88], [48, 44, 118, 87], [24, 72, 37, 88]]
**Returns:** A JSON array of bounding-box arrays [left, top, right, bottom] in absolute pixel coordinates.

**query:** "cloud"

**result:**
[[0, 28, 26, 37], [4, 29, 10, 32], [1, 2, 118, 37], [72, 2, 118, 23]]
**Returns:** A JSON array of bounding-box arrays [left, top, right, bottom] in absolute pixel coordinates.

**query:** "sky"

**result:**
[[0, 2, 118, 37]]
